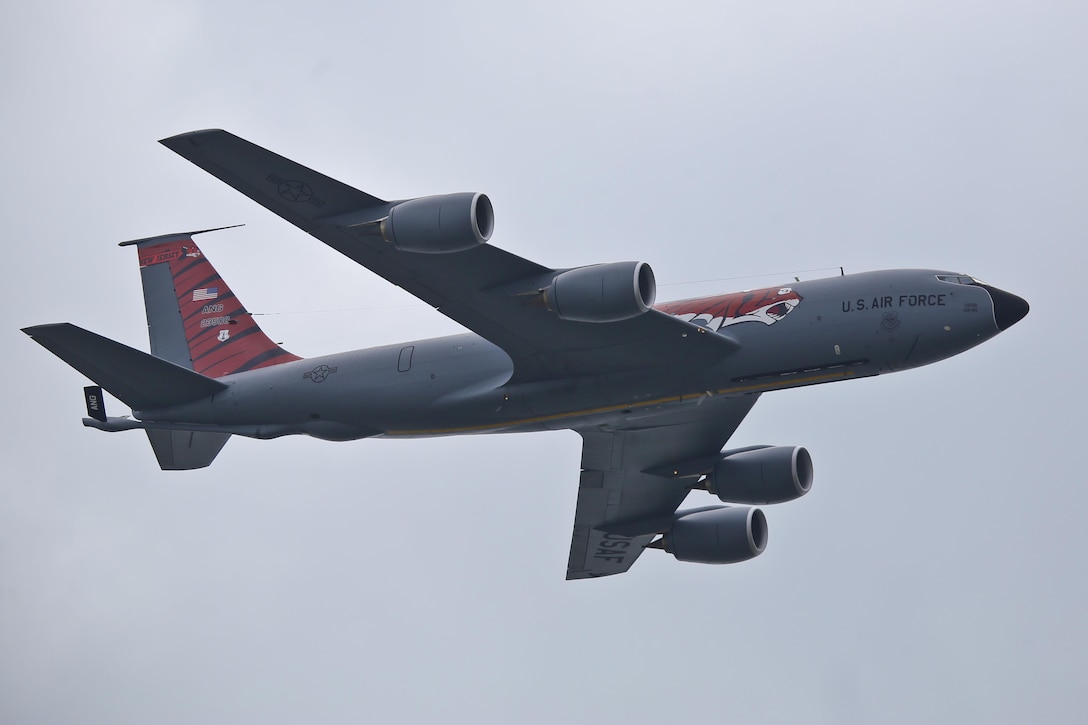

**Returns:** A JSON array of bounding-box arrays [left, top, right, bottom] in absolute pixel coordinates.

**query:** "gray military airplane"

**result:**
[[23, 130, 1029, 579]]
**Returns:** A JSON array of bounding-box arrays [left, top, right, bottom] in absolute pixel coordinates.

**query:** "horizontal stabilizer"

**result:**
[[22, 323, 227, 411], [145, 429, 230, 470]]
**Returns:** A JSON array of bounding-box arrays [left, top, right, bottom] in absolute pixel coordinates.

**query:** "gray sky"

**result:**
[[2, 2, 1085, 723]]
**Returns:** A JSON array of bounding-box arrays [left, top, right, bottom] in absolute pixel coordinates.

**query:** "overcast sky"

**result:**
[[2, 2, 1085, 723]]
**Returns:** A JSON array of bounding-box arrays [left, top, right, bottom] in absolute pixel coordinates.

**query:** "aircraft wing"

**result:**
[[161, 130, 738, 382], [567, 393, 760, 579]]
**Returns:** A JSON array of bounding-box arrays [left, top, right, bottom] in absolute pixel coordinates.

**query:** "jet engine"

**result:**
[[544, 261, 656, 323], [379, 192, 494, 254], [706, 446, 812, 504], [657, 507, 767, 564]]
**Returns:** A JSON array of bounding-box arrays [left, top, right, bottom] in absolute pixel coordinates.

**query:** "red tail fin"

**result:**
[[124, 229, 301, 377]]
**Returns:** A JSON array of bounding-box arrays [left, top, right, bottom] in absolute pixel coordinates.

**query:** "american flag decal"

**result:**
[[192, 287, 219, 301]]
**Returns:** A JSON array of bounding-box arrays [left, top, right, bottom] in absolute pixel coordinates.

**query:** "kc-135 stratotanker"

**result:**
[[24, 130, 1029, 579]]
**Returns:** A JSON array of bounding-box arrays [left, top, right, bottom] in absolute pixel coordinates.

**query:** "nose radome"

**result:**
[[981, 285, 1030, 331]]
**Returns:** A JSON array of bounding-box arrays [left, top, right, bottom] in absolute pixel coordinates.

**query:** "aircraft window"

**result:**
[[936, 274, 980, 286]]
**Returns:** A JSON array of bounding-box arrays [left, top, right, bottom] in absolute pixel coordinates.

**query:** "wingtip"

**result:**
[[22, 323, 68, 337], [158, 129, 230, 148]]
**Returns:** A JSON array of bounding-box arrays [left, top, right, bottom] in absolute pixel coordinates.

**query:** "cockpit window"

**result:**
[[936, 274, 985, 286]]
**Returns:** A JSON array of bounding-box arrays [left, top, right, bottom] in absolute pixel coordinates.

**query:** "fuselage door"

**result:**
[[397, 345, 415, 372]]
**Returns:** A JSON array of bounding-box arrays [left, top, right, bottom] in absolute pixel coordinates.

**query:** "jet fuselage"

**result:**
[[133, 269, 1022, 440]]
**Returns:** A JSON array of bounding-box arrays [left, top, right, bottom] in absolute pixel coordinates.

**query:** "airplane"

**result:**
[[22, 130, 1029, 579]]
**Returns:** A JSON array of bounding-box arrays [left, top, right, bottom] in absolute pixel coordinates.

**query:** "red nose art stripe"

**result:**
[[656, 287, 803, 327]]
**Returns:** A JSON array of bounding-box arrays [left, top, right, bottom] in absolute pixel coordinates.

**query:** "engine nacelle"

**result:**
[[380, 192, 494, 254], [545, 261, 656, 323], [707, 446, 813, 504], [660, 507, 767, 564], [705, 439, 818, 502]]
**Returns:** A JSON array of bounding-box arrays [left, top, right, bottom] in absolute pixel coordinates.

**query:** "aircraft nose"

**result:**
[[980, 285, 1029, 331]]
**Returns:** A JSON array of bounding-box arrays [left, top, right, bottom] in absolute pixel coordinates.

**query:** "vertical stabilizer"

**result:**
[[120, 227, 301, 378]]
